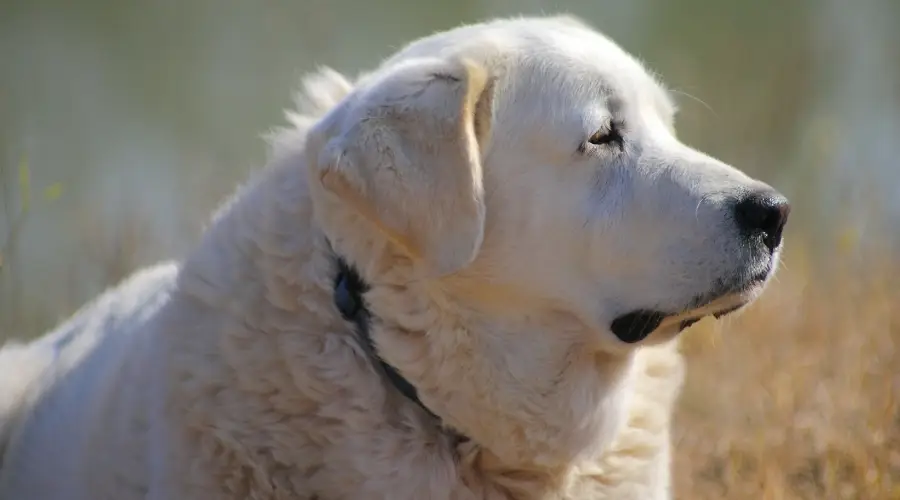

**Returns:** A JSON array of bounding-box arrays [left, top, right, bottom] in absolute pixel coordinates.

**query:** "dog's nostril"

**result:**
[[734, 189, 791, 251]]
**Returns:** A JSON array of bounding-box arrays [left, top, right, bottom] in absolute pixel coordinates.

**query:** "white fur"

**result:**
[[0, 15, 784, 499]]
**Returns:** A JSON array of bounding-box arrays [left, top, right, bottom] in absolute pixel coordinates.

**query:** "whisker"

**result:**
[[671, 88, 716, 118]]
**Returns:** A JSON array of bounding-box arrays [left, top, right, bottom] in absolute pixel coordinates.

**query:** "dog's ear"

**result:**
[[309, 57, 494, 276]]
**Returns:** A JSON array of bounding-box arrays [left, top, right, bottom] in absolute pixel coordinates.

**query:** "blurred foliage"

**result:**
[[0, 157, 64, 337], [1, 156, 64, 268]]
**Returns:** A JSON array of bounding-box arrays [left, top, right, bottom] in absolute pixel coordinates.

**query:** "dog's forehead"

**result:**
[[382, 17, 674, 120], [506, 34, 671, 118]]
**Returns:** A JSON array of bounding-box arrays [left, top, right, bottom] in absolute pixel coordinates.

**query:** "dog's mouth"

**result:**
[[609, 269, 771, 344], [610, 302, 744, 344]]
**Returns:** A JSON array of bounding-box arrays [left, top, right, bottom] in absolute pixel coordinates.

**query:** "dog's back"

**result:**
[[0, 262, 179, 497], [0, 339, 56, 468]]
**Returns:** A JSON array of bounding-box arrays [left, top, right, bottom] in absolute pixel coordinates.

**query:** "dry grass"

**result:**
[[674, 240, 900, 499]]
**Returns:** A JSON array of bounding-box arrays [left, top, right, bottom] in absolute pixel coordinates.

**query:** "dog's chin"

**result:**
[[609, 270, 771, 344]]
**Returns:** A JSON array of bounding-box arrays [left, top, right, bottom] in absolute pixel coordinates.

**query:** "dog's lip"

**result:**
[[609, 267, 774, 343], [609, 291, 756, 343], [609, 310, 667, 343], [610, 302, 745, 344], [677, 304, 743, 331]]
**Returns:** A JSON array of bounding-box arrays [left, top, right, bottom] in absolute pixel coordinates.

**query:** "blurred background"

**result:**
[[1, 0, 899, 497]]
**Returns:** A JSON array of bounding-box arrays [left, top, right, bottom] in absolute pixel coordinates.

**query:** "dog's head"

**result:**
[[304, 16, 789, 467]]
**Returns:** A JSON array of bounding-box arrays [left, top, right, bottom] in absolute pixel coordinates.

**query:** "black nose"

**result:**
[[733, 189, 791, 251]]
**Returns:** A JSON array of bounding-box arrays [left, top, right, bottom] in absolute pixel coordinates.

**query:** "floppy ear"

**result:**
[[310, 57, 494, 276]]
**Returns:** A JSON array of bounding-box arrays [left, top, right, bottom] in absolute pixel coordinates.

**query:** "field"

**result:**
[[674, 240, 900, 499]]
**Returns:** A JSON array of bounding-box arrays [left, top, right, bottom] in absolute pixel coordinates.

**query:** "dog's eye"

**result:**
[[587, 123, 623, 149]]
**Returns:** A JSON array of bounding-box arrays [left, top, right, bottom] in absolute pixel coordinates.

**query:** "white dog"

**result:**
[[0, 15, 789, 499]]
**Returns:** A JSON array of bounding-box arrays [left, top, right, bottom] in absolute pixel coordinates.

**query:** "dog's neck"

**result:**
[[329, 245, 639, 467], [341, 255, 647, 495], [348, 263, 685, 498], [330, 252, 470, 447]]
